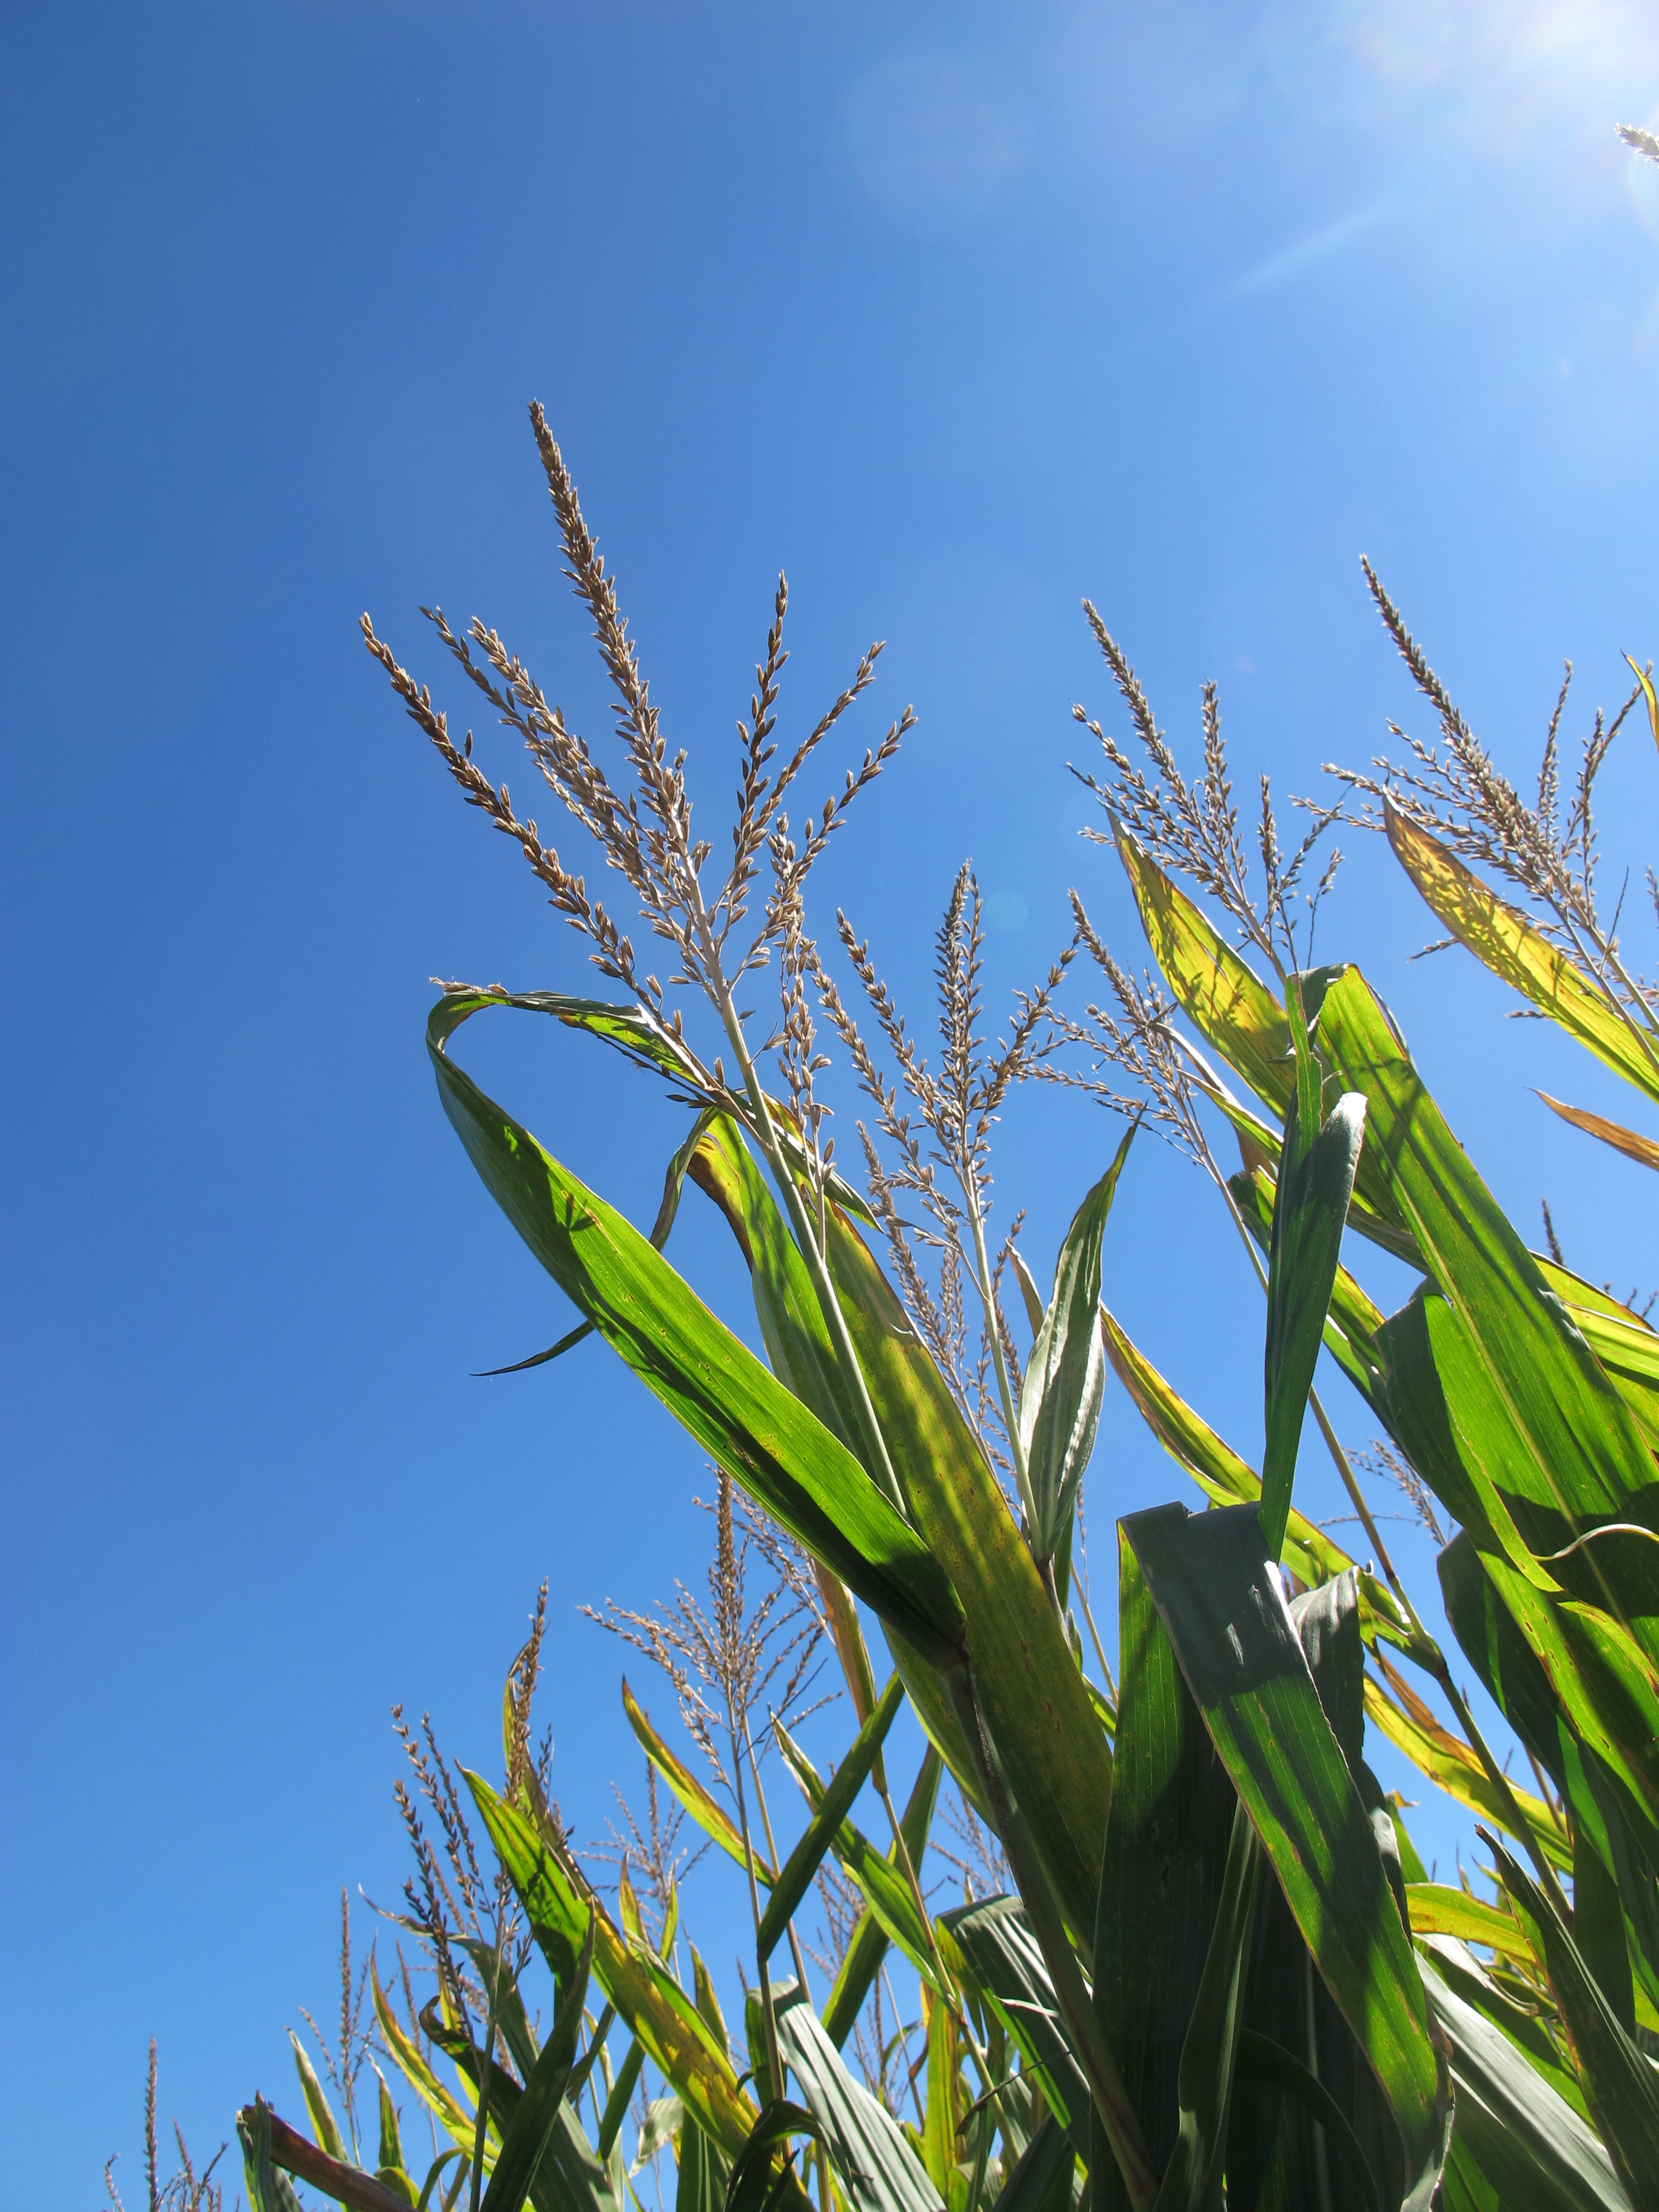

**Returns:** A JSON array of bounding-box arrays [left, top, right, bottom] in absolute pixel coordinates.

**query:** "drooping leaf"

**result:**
[[1122, 1501, 1448, 2208], [721, 2103, 824, 2212], [428, 1000, 964, 1663]]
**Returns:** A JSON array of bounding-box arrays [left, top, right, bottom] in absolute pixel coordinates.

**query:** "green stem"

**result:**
[[743, 1713, 814, 2005], [730, 1721, 783, 2103]]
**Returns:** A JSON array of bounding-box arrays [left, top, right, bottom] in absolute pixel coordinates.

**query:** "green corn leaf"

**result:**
[[373, 1962, 481, 2150], [1487, 1830, 1659, 2205], [1381, 804, 1659, 1105], [823, 1205, 1113, 1942], [1230, 1572, 1413, 2212], [622, 1680, 774, 1888], [988, 2121, 1071, 2212], [676, 2118, 730, 2212], [1149, 1803, 1261, 2212], [1228, 1162, 1392, 1419], [1109, 827, 1421, 1265], [597, 2044, 645, 2165], [1017, 1130, 1135, 1577], [772, 1984, 944, 2212], [690, 1948, 731, 2057], [1110, 822, 1295, 1121], [465, 1771, 758, 2160], [1088, 1526, 1235, 2212], [1404, 1886, 1525, 1960], [821, 1748, 942, 2049], [774, 1722, 939, 1986], [1100, 1307, 1382, 1607], [1420, 1958, 1631, 2212], [482, 1907, 595, 2212], [1415, 1936, 1589, 2119], [1232, 2033, 1384, 2212], [1535, 1258, 1659, 1455], [238, 2100, 306, 2212], [422, 2005, 618, 2212], [720, 2102, 823, 2212], [1361, 1647, 1571, 1872], [1122, 1500, 1448, 2209], [759, 1675, 904, 1959], [1008, 1248, 1047, 1341], [290, 2033, 349, 2163], [1260, 979, 1366, 1560], [942, 1897, 1087, 2165], [428, 1000, 964, 1663], [377, 2067, 408, 2180], [919, 1987, 960, 2204], [479, 1105, 722, 1375], [1315, 966, 1659, 1547], [676, 1112, 991, 1822]]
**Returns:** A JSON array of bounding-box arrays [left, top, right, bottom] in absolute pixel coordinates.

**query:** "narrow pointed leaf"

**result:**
[[1382, 805, 1659, 1104], [821, 1748, 942, 2048], [1018, 1130, 1134, 1567], [622, 1680, 774, 1888], [759, 1677, 903, 1958], [1537, 1090, 1659, 1171], [1260, 985, 1365, 1558], [290, 2034, 349, 2163]]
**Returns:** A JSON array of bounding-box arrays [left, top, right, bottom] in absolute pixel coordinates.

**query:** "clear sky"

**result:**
[[5, 4, 1659, 2203]]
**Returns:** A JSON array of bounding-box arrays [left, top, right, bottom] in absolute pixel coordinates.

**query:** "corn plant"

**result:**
[[235, 395, 1659, 2212]]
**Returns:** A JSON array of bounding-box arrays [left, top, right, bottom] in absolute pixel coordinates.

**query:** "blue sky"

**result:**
[[5, 2, 1659, 2201]]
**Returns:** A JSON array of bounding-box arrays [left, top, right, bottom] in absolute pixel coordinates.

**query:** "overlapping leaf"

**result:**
[[427, 998, 963, 1661]]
